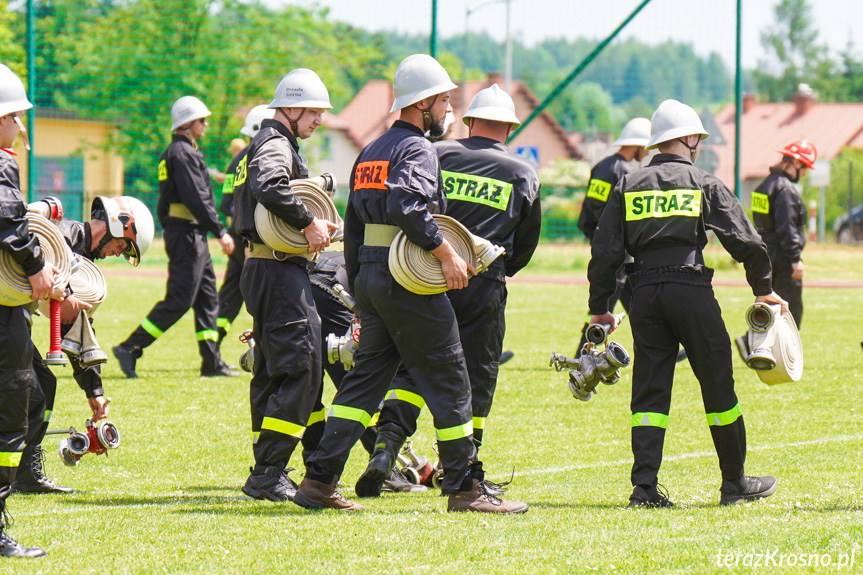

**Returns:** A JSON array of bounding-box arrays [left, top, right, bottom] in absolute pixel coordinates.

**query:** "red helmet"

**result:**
[[778, 139, 817, 169]]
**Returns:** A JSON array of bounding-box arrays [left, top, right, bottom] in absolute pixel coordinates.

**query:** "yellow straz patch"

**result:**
[[624, 189, 701, 221], [586, 178, 612, 202], [233, 155, 248, 189], [157, 160, 168, 182], [751, 192, 769, 214], [441, 170, 512, 211]]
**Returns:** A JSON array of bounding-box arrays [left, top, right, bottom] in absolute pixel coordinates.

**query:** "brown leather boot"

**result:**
[[447, 479, 529, 514], [293, 478, 365, 511]]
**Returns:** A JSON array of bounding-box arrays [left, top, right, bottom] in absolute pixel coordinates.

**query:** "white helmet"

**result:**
[[613, 117, 651, 147], [646, 99, 708, 150], [268, 69, 332, 110], [390, 54, 458, 113], [170, 96, 212, 131], [0, 64, 33, 117], [463, 83, 520, 127], [240, 105, 276, 137], [91, 196, 155, 266]]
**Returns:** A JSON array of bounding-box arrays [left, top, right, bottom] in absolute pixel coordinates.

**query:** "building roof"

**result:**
[[327, 76, 579, 159], [713, 96, 863, 186]]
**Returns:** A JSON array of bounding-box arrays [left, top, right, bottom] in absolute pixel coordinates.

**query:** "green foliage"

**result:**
[[538, 158, 590, 188], [801, 147, 863, 227], [0, 1, 25, 77]]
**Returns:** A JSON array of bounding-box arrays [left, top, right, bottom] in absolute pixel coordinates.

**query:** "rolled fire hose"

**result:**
[[388, 214, 505, 295], [0, 212, 71, 307], [68, 256, 107, 316], [254, 174, 343, 254], [745, 302, 803, 385]]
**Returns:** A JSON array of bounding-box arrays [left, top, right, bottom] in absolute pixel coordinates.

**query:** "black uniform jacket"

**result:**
[[156, 134, 225, 237], [220, 147, 247, 223], [233, 120, 313, 246], [577, 153, 633, 242], [588, 154, 773, 314], [435, 136, 541, 277], [344, 120, 445, 287], [0, 150, 43, 275], [751, 167, 806, 263], [58, 219, 96, 261]]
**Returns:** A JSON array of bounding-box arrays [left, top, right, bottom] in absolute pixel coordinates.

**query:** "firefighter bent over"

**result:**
[[359, 84, 541, 496], [233, 69, 338, 502], [294, 55, 527, 513], [588, 99, 786, 507], [114, 96, 235, 378]]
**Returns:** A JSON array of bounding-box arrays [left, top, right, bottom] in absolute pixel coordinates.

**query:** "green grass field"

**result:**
[[5, 243, 863, 574]]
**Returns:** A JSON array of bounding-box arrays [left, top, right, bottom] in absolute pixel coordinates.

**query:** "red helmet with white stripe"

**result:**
[[778, 139, 817, 169]]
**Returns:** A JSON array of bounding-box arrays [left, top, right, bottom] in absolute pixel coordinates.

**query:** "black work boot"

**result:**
[[355, 429, 406, 498], [112, 345, 140, 378], [201, 358, 238, 377], [499, 350, 515, 365], [719, 474, 777, 505], [382, 468, 428, 493], [0, 497, 46, 558], [241, 466, 298, 502], [12, 445, 73, 494], [628, 483, 674, 508]]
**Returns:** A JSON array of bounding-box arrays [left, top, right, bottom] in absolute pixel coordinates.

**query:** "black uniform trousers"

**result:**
[[122, 227, 221, 371], [242, 257, 322, 470], [629, 272, 746, 488], [301, 286, 377, 464], [0, 305, 41, 504], [375, 274, 507, 450], [217, 229, 246, 343], [768, 248, 803, 327], [305, 249, 476, 493]]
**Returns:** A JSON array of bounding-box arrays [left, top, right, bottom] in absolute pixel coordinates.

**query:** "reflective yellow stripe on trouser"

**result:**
[[261, 417, 305, 439], [197, 330, 219, 342], [436, 421, 472, 442], [472, 416, 486, 430], [0, 452, 23, 467], [631, 412, 669, 429], [307, 408, 327, 426], [706, 403, 742, 427], [385, 389, 426, 409], [44, 410, 52, 423], [216, 318, 231, 330], [141, 318, 164, 339], [329, 405, 372, 428]]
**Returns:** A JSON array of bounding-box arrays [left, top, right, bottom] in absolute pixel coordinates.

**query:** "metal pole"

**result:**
[[26, 0, 35, 202], [504, 0, 512, 93], [734, 0, 742, 199], [510, 0, 652, 138], [461, 7, 469, 139], [430, 0, 438, 58], [850, 161, 855, 241], [819, 186, 826, 244]]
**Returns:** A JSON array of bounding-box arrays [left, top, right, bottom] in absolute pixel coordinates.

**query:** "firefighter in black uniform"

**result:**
[[588, 99, 787, 507], [357, 84, 541, 496], [233, 69, 339, 502], [216, 106, 274, 348], [113, 96, 235, 378], [13, 195, 153, 495], [736, 140, 816, 358], [0, 62, 52, 558], [575, 118, 649, 352], [294, 55, 527, 513]]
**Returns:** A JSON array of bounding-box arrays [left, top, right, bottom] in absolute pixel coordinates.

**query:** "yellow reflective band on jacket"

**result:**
[[751, 192, 769, 214], [252, 431, 260, 444], [306, 408, 327, 426], [216, 318, 231, 329], [631, 412, 669, 429], [368, 412, 380, 427], [329, 405, 372, 428], [221, 173, 235, 196], [0, 451, 23, 467], [624, 189, 702, 221], [233, 155, 248, 189], [706, 403, 742, 427], [435, 421, 472, 442], [44, 409, 52, 423], [472, 416, 486, 430], [141, 318, 164, 339], [261, 417, 305, 439], [441, 170, 512, 211], [586, 178, 612, 202], [385, 389, 425, 409], [158, 160, 168, 182], [196, 330, 219, 342]]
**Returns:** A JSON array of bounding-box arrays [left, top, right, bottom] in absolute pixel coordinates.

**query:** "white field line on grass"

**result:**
[[28, 433, 863, 516]]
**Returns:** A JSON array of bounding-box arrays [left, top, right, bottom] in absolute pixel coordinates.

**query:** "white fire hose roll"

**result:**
[[388, 215, 505, 295], [254, 174, 343, 254], [0, 212, 71, 306], [69, 256, 107, 315], [745, 302, 803, 385]]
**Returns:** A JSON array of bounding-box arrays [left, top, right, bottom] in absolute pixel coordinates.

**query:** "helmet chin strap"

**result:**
[[280, 108, 305, 136], [417, 94, 440, 133], [678, 137, 700, 162]]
